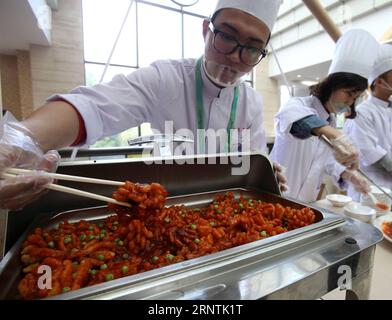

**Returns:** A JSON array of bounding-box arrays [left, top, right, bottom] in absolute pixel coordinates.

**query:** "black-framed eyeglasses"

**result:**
[[208, 22, 268, 66]]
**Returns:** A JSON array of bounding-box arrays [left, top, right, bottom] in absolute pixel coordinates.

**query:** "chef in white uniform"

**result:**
[[270, 29, 379, 202], [0, 0, 286, 210], [346, 44, 392, 201]]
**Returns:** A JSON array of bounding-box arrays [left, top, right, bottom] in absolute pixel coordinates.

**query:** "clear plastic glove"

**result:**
[[0, 113, 60, 211], [330, 135, 359, 170], [273, 162, 289, 193], [341, 170, 370, 195]]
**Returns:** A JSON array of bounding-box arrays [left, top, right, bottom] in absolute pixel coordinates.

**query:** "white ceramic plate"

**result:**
[[373, 213, 392, 243]]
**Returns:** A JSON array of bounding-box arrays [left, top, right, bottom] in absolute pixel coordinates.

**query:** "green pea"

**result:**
[[43, 232, 49, 238], [122, 254, 129, 259], [79, 234, 87, 241], [239, 203, 244, 209], [72, 272, 77, 279], [234, 209, 238, 214], [113, 221, 119, 226], [105, 273, 114, 281], [62, 287, 71, 293], [117, 240, 124, 246], [152, 256, 159, 263], [166, 254, 174, 261], [47, 241, 55, 248], [64, 237, 72, 244], [191, 224, 197, 230], [209, 221, 216, 227], [89, 235, 95, 240], [194, 208, 200, 212], [260, 231, 268, 237], [112, 226, 117, 231], [100, 229, 107, 235], [194, 238, 200, 244], [98, 254, 105, 261], [89, 269, 97, 275], [121, 266, 129, 274], [99, 233, 105, 240], [100, 264, 108, 270], [98, 223, 104, 229], [164, 217, 171, 223], [214, 204, 219, 210], [216, 209, 222, 214], [88, 226, 94, 231]]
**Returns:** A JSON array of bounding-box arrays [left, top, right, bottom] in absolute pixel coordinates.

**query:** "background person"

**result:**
[[270, 29, 379, 202]]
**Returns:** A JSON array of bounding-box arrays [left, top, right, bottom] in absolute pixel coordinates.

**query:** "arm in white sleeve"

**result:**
[[47, 63, 164, 146]]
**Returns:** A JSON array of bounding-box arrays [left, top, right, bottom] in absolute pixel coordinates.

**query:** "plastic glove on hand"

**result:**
[[273, 162, 288, 193], [341, 170, 370, 195], [330, 135, 359, 170], [0, 113, 60, 210]]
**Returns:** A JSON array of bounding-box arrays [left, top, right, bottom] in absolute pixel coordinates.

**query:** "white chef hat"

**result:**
[[211, 0, 282, 32], [328, 29, 379, 79], [368, 44, 392, 85]]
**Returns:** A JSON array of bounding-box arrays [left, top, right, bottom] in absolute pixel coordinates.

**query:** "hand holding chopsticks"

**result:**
[[3, 169, 132, 208]]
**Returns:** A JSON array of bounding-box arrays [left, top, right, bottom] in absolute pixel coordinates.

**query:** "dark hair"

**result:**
[[370, 70, 390, 91], [310, 72, 368, 106], [345, 105, 357, 119], [210, 10, 271, 46]]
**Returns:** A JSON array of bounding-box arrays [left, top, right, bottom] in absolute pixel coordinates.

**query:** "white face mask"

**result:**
[[203, 57, 248, 88], [331, 102, 351, 115], [380, 79, 392, 102], [380, 78, 392, 91]]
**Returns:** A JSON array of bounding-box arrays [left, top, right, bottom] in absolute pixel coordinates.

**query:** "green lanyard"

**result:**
[[195, 56, 239, 154]]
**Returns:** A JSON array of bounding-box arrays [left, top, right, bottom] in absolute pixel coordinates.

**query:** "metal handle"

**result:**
[[320, 134, 392, 201]]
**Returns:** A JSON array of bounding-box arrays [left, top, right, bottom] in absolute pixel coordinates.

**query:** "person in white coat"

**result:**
[[270, 29, 379, 202], [0, 0, 287, 211], [345, 44, 392, 201]]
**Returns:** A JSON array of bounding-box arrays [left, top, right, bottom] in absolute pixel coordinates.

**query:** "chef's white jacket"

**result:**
[[49, 58, 267, 154], [270, 95, 345, 202], [346, 95, 392, 200]]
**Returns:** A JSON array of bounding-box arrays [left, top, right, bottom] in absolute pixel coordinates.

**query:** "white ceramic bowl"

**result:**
[[344, 203, 376, 223], [326, 194, 352, 207]]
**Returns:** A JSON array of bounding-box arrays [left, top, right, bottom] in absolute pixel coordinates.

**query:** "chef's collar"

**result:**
[[312, 96, 331, 122], [369, 95, 392, 109]]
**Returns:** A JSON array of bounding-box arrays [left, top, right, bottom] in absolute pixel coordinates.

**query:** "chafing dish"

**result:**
[[0, 153, 383, 300]]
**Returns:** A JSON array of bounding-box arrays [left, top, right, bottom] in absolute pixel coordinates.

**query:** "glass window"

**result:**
[[83, 0, 137, 66], [138, 3, 182, 67], [141, 0, 180, 10], [183, 15, 205, 58], [90, 126, 141, 148]]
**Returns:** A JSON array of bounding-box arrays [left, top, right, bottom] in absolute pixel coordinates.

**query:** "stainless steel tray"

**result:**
[[0, 188, 345, 300]]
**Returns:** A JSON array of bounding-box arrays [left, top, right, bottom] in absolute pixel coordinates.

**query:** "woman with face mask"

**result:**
[[344, 44, 392, 201], [270, 29, 379, 202]]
